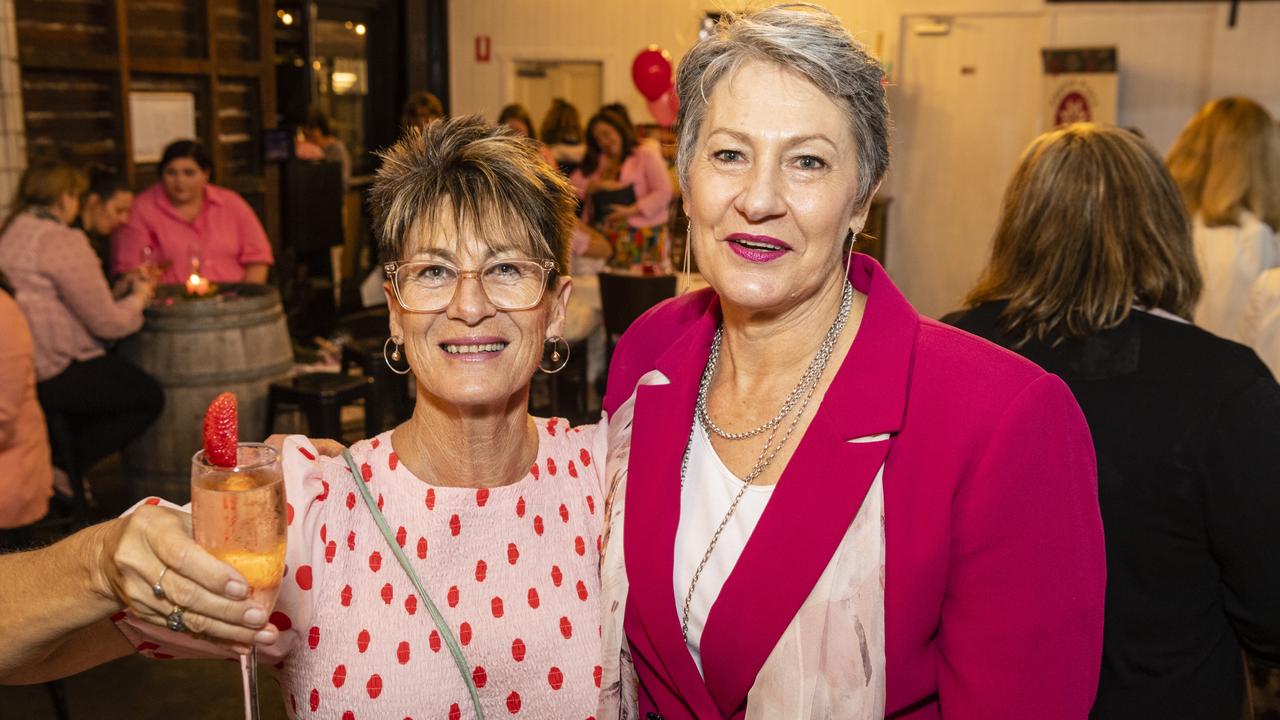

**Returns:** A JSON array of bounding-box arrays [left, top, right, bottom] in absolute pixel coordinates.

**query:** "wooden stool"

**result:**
[[267, 373, 374, 442]]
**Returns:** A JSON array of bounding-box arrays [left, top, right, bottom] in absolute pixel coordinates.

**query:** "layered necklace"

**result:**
[[679, 280, 854, 640]]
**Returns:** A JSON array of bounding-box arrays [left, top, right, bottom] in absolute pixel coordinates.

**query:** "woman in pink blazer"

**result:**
[[595, 6, 1105, 719]]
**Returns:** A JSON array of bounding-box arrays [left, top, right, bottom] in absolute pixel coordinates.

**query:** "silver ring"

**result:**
[[151, 567, 169, 599], [166, 606, 186, 633]]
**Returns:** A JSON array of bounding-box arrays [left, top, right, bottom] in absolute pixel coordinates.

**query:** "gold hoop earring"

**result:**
[[383, 337, 411, 376], [538, 336, 570, 374]]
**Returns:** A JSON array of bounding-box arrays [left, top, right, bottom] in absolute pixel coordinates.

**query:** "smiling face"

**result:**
[[591, 120, 623, 162], [386, 203, 570, 411], [161, 157, 209, 207], [686, 60, 874, 317]]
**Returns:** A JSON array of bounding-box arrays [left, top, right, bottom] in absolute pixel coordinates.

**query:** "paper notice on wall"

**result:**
[[1041, 48, 1118, 128], [129, 92, 197, 163]]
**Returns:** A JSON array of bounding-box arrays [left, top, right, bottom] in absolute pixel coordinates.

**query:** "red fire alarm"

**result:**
[[475, 36, 491, 63]]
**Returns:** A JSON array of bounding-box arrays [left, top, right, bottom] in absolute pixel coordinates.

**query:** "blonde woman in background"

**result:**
[[1166, 97, 1280, 343]]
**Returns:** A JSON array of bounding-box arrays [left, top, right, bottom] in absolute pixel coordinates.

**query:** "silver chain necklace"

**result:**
[[679, 280, 853, 641]]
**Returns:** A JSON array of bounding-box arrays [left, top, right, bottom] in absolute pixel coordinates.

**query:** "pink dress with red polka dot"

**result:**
[[114, 417, 608, 720]]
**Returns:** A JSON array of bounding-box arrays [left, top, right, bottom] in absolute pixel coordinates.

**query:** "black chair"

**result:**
[[529, 338, 590, 421], [598, 272, 678, 368], [341, 338, 413, 434], [266, 373, 375, 443]]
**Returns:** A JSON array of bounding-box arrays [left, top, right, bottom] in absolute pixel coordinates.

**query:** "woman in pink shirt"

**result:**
[[112, 140, 274, 284], [571, 109, 673, 268]]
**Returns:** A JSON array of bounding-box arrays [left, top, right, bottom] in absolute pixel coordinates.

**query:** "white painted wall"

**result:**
[[449, 0, 1280, 316]]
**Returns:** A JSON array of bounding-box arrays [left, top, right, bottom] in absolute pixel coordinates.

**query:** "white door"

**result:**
[[512, 61, 603, 137], [886, 14, 1047, 319]]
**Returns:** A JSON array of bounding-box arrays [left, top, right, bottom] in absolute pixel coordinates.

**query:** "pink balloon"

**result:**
[[646, 87, 679, 127], [632, 47, 673, 102]]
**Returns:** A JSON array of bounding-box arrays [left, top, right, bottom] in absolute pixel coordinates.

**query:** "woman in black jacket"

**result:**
[[946, 123, 1280, 719]]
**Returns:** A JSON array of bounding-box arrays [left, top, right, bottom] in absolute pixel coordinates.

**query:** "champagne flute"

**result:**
[[191, 443, 287, 720]]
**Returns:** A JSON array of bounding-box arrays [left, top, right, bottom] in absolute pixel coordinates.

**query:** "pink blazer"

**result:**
[[601, 254, 1106, 719]]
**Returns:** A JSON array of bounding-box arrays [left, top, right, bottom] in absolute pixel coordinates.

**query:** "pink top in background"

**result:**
[[570, 142, 673, 229], [0, 212, 145, 380], [116, 420, 608, 719], [112, 183, 274, 283]]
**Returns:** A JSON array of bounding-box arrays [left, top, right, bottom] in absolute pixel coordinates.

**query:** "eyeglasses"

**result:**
[[384, 258, 557, 313]]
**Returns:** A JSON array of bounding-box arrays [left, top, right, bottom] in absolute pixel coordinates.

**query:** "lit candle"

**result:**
[[186, 272, 211, 296]]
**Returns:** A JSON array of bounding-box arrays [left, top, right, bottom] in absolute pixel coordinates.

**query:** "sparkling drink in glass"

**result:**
[[191, 443, 287, 720]]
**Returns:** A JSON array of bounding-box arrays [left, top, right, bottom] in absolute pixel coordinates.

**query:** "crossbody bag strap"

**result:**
[[342, 449, 484, 719]]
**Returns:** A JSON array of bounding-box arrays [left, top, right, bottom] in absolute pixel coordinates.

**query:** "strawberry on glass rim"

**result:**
[[202, 392, 239, 468]]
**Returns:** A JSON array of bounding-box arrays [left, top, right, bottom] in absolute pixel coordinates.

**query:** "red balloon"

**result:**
[[632, 47, 673, 102], [646, 87, 678, 127]]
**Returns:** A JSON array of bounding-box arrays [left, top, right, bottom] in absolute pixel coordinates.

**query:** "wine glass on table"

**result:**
[[191, 393, 287, 720]]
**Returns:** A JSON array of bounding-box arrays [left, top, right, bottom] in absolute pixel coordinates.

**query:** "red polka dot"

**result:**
[[366, 674, 382, 699], [516, 497, 526, 518], [332, 664, 346, 687], [576, 580, 589, 601], [340, 585, 353, 606], [448, 585, 460, 607], [369, 551, 382, 572], [320, 523, 327, 542], [416, 536, 428, 559], [593, 665, 602, 688], [356, 629, 371, 653], [317, 480, 330, 501], [395, 526, 407, 548], [370, 437, 380, 449], [580, 448, 592, 467], [450, 514, 462, 536], [511, 638, 526, 662], [548, 666, 564, 690], [476, 487, 489, 507], [377, 494, 384, 511], [429, 629, 441, 653], [472, 665, 487, 688], [459, 622, 472, 646], [346, 492, 356, 510], [342, 711, 355, 720], [361, 463, 373, 482], [307, 626, 320, 650], [325, 540, 337, 563], [533, 516, 544, 536], [528, 587, 540, 608], [547, 417, 558, 435], [381, 583, 394, 605], [137, 642, 160, 652], [296, 565, 313, 590], [347, 531, 357, 551], [144, 497, 161, 506], [475, 559, 488, 582], [491, 596, 504, 618], [404, 593, 417, 615], [559, 504, 570, 523], [448, 703, 461, 720], [389, 451, 399, 470], [530, 463, 540, 480], [559, 616, 573, 639], [551, 566, 563, 587], [586, 495, 596, 514], [574, 536, 586, 556], [507, 691, 522, 714], [507, 542, 519, 565], [269, 611, 292, 632], [299, 446, 315, 460], [287, 503, 295, 525], [309, 688, 319, 712], [547, 458, 558, 476], [425, 488, 435, 510], [568, 460, 579, 478], [397, 641, 410, 664]]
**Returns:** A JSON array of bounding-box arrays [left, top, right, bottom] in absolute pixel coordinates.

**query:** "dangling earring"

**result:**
[[539, 336, 570, 374], [383, 337, 411, 375], [844, 228, 856, 280], [681, 220, 694, 294]]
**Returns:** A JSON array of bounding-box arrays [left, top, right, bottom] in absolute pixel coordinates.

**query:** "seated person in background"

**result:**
[[0, 270, 52, 529], [400, 91, 444, 133], [498, 103, 557, 166], [946, 123, 1280, 720], [74, 165, 134, 276], [0, 162, 162, 483], [539, 98, 586, 175], [1165, 97, 1280, 342], [112, 140, 274, 284], [301, 110, 351, 189]]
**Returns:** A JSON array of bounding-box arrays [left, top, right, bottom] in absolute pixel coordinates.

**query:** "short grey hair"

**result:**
[[675, 4, 890, 208], [370, 115, 576, 278]]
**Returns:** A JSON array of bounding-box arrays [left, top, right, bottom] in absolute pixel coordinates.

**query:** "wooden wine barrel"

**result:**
[[120, 284, 294, 503]]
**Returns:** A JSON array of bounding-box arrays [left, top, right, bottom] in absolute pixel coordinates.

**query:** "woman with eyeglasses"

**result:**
[[0, 118, 607, 718]]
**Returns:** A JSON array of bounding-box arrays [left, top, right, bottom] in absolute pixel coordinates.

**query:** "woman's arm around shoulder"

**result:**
[[938, 372, 1106, 718]]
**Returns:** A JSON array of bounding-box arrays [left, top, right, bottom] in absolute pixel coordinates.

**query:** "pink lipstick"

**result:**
[[724, 233, 792, 263]]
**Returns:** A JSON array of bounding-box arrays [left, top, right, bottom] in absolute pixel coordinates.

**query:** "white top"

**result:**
[[1244, 267, 1280, 379], [673, 421, 777, 675], [1192, 210, 1279, 342]]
